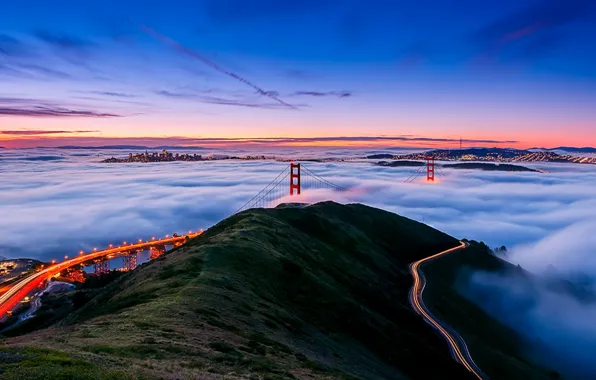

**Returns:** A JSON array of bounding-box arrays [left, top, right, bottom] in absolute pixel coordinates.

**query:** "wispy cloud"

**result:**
[[35, 30, 95, 50], [0, 106, 121, 118], [33, 30, 98, 69], [155, 90, 196, 98], [155, 87, 352, 109], [155, 90, 307, 109], [0, 97, 122, 118], [141, 25, 298, 110], [292, 91, 352, 98], [86, 91, 137, 98], [13, 63, 72, 79], [197, 95, 300, 109], [0, 34, 28, 57], [0, 130, 98, 135]]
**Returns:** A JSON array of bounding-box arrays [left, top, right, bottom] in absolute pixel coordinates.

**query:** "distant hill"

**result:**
[[367, 153, 395, 159], [396, 147, 596, 164], [1, 203, 553, 379], [549, 147, 596, 154], [376, 160, 424, 167], [442, 163, 538, 172]]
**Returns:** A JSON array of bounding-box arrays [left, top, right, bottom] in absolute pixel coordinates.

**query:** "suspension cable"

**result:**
[[234, 167, 288, 214], [301, 166, 349, 192]]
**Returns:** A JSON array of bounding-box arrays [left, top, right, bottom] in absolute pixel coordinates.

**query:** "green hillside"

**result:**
[[0, 202, 547, 379]]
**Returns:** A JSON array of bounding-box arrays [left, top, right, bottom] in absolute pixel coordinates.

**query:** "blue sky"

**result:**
[[1, 0, 596, 148]]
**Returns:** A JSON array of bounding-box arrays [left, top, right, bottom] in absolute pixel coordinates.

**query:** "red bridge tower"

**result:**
[[426, 156, 435, 182], [290, 162, 301, 195]]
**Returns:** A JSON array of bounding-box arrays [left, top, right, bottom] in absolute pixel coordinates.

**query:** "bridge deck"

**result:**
[[0, 231, 203, 318]]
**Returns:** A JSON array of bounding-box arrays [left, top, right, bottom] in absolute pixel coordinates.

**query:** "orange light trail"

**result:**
[[0, 231, 203, 318], [409, 242, 486, 379]]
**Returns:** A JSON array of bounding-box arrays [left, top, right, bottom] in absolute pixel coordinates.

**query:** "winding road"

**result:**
[[409, 241, 488, 380]]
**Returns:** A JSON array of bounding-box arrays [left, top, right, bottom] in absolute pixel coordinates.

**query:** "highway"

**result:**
[[409, 242, 488, 380], [0, 231, 203, 319]]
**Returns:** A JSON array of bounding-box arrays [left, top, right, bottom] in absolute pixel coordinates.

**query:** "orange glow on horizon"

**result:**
[[0, 130, 594, 150]]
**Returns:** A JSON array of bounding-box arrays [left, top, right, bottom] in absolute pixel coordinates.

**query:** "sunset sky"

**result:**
[[1, 0, 595, 149]]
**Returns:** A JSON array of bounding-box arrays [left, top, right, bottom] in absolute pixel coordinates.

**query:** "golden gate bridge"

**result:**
[[235, 162, 349, 213]]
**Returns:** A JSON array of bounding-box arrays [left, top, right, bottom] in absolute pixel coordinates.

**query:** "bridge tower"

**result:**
[[94, 259, 110, 276], [426, 156, 435, 182], [150, 245, 166, 260], [123, 252, 137, 271], [290, 162, 301, 195]]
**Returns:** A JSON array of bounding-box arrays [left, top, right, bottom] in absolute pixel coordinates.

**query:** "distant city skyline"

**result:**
[[1, 0, 595, 149]]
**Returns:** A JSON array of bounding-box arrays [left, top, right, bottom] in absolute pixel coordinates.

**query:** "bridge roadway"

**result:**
[[0, 231, 203, 318]]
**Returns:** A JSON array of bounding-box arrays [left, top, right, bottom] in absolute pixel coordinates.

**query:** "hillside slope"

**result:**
[[1, 202, 558, 379], [3, 202, 478, 379]]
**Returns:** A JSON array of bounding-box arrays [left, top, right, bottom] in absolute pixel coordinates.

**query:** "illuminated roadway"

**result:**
[[409, 241, 487, 380], [0, 231, 203, 318]]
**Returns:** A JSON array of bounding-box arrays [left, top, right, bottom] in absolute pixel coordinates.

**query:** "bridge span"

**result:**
[[0, 231, 203, 318]]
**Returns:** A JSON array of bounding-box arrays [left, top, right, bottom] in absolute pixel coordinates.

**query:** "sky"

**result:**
[[1, 0, 596, 149]]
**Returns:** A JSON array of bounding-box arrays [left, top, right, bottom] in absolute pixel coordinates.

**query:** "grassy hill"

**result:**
[[0, 202, 548, 379]]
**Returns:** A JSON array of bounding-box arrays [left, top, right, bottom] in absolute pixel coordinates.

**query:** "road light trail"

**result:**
[[0, 231, 203, 318], [409, 242, 487, 380]]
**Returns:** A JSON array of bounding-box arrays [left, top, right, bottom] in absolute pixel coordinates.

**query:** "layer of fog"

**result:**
[[1, 147, 595, 263], [462, 262, 596, 377]]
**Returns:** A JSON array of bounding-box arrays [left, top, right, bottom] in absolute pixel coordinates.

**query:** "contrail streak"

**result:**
[[140, 25, 298, 110]]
